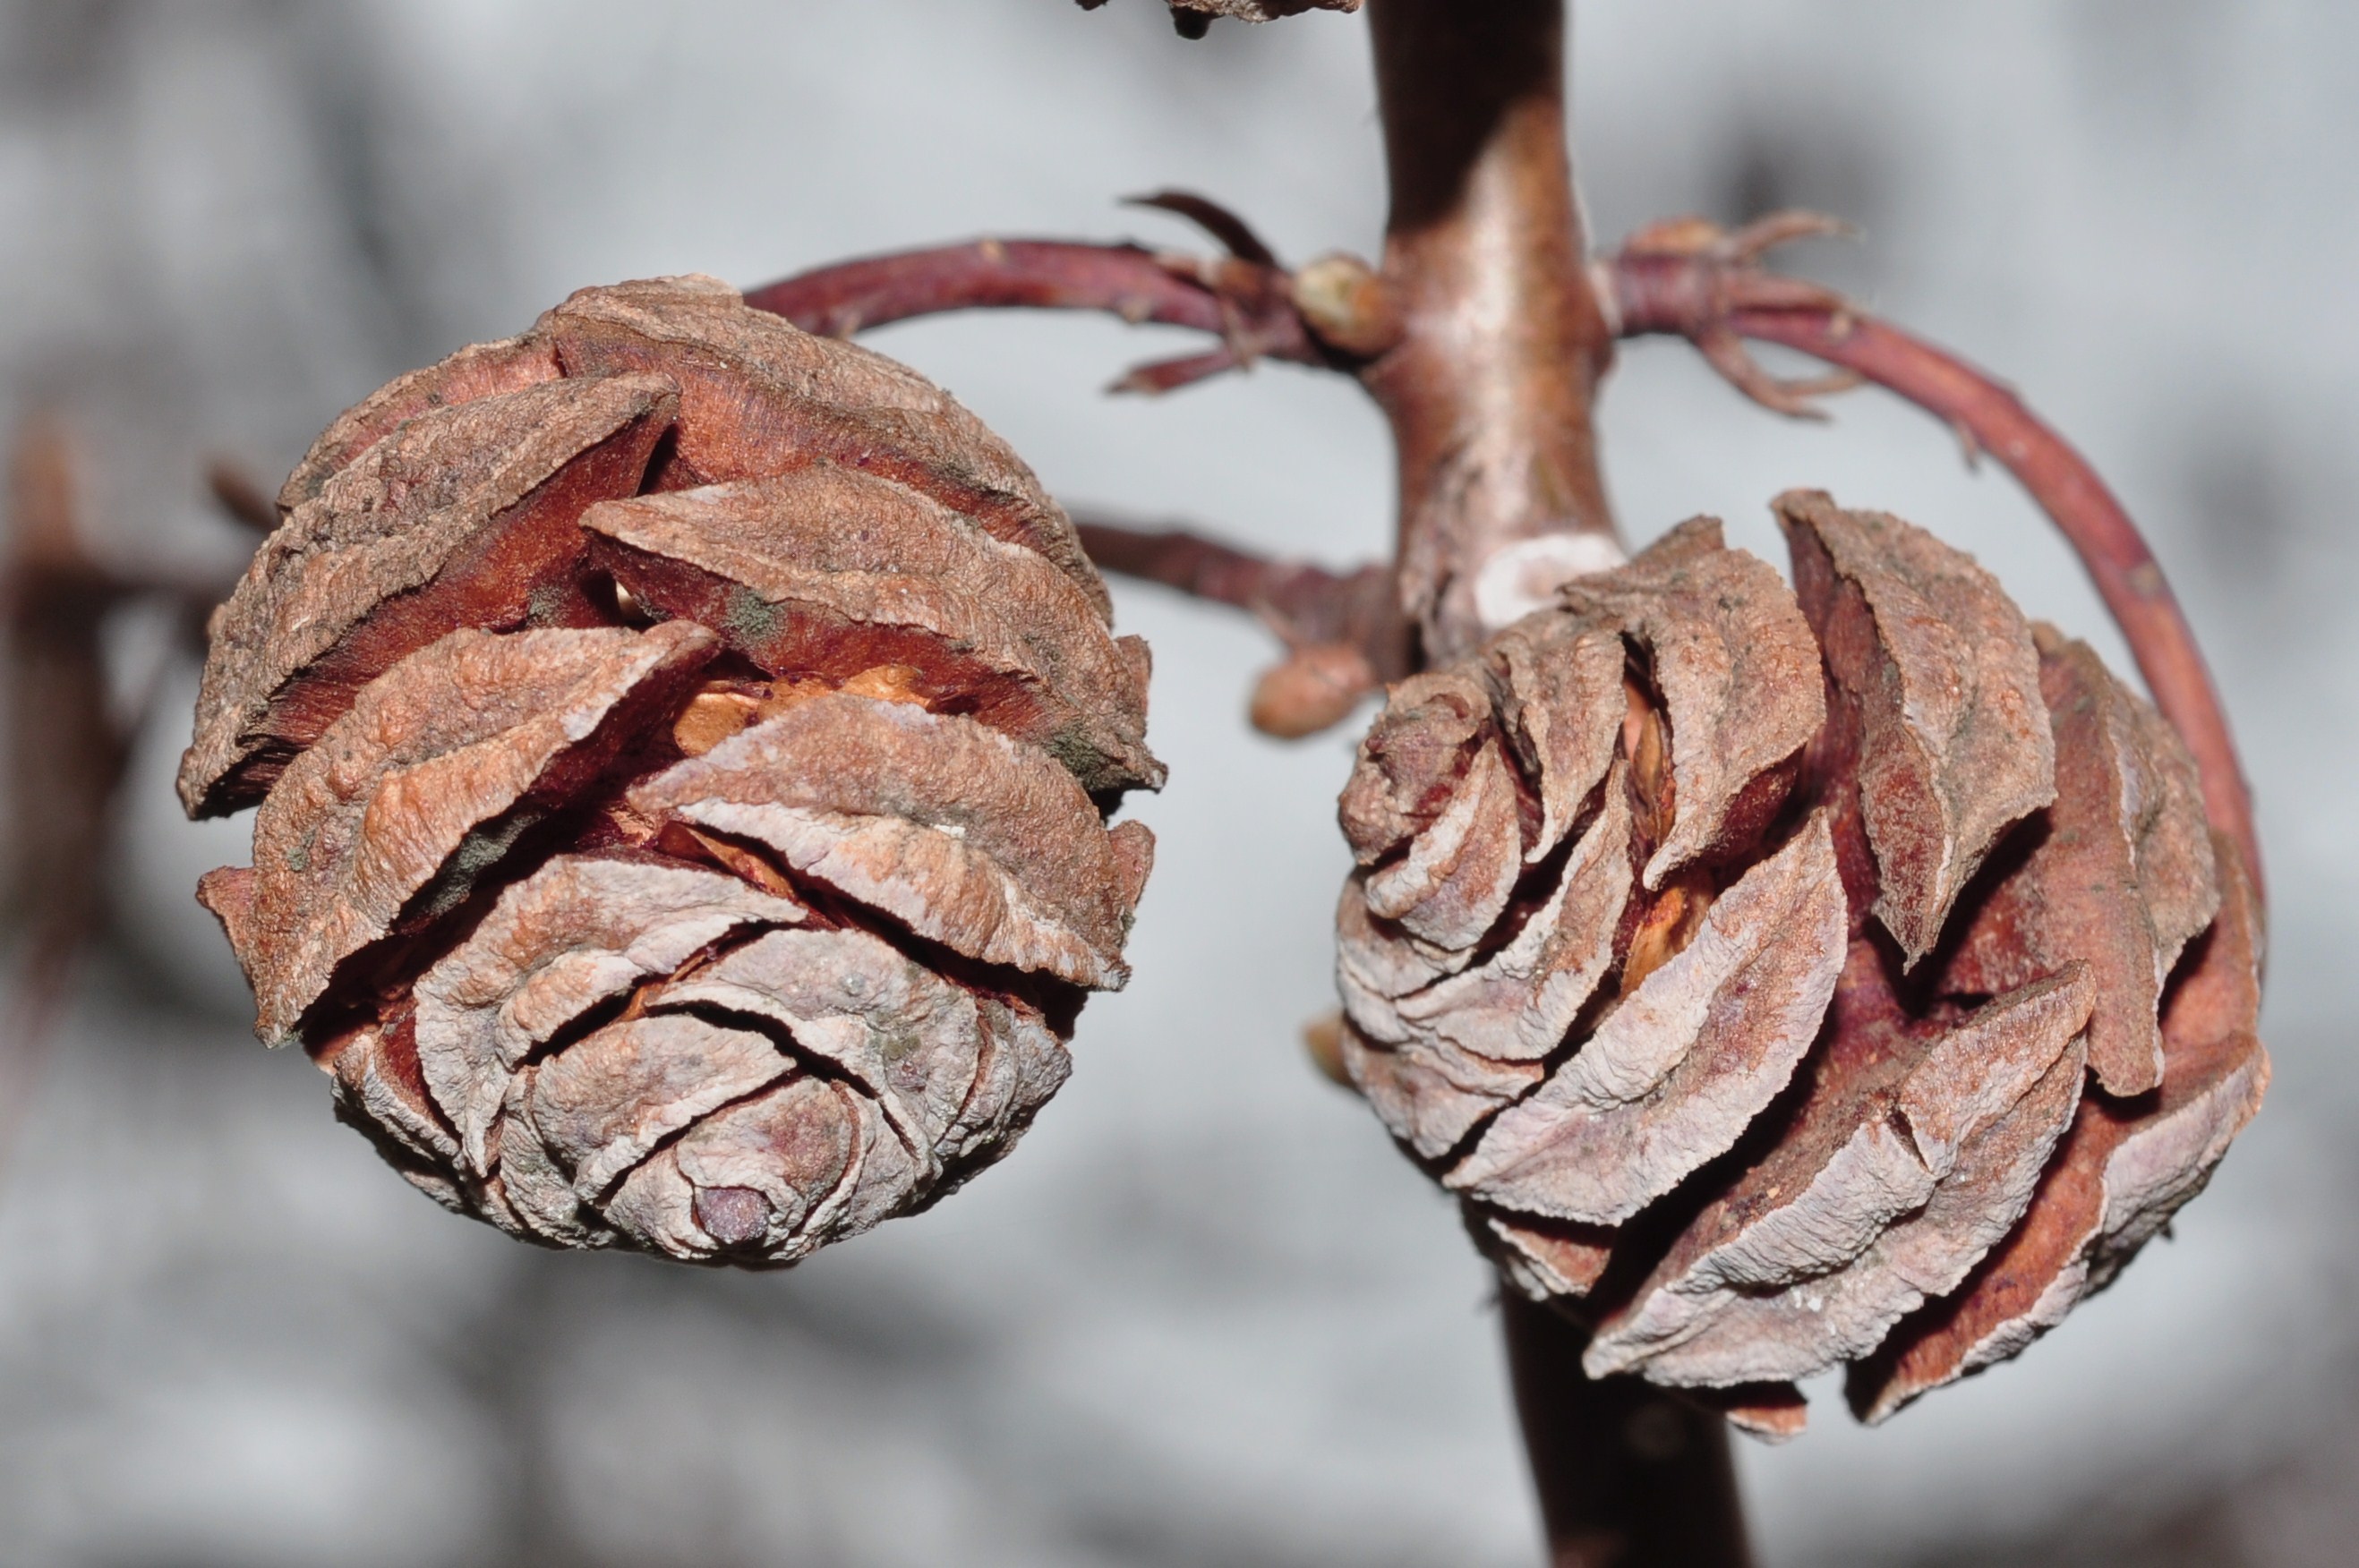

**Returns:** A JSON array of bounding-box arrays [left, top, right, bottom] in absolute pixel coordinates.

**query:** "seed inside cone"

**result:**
[[187, 277, 1158, 1267], [1341, 495, 2262, 1434]]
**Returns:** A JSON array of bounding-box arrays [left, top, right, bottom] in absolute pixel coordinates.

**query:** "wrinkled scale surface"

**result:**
[[1335, 492, 2263, 1436], [188, 277, 1158, 1266]]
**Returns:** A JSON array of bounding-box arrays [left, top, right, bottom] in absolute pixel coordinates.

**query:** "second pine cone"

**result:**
[[1337, 493, 2265, 1435], [184, 276, 1160, 1267]]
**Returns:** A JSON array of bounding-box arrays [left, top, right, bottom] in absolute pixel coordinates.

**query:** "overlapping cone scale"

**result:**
[[1336, 491, 2263, 1436], [186, 277, 1158, 1267]]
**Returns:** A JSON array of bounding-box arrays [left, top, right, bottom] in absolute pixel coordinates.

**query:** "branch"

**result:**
[[1365, 0, 1620, 663], [745, 237, 1343, 395], [1361, 4, 1757, 1562], [1072, 516, 1397, 657], [1606, 223, 2262, 899], [1070, 514, 1406, 738], [0, 415, 136, 1166], [0, 443, 267, 1172]]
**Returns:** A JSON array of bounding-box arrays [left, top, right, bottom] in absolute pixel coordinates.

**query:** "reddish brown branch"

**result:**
[[0, 417, 135, 1163], [1608, 237, 2261, 897], [1124, 189, 1280, 267], [1071, 515, 1407, 681], [743, 238, 1337, 391], [1, 442, 286, 1168]]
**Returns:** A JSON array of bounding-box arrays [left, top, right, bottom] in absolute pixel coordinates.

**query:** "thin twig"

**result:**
[[207, 458, 279, 533], [1072, 514, 1406, 737], [743, 237, 1341, 391], [1070, 515, 1406, 677], [1124, 189, 1281, 267], [1606, 232, 2261, 897]]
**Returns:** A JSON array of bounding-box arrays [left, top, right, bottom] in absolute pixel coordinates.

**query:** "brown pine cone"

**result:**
[[1335, 492, 2266, 1436], [183, 276, 1161, 1266]]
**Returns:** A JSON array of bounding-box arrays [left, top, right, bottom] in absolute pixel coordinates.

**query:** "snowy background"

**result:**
[[1, 2, 2355, 1564]]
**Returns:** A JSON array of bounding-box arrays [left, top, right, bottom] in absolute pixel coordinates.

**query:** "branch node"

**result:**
[[1291, 252, 1403, 358], [1609, 213, 1864, 419]]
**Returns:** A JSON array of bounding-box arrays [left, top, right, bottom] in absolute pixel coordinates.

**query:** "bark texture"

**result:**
[[1336, 496, 2263, 1436], [184, 277, 1159, 1266]]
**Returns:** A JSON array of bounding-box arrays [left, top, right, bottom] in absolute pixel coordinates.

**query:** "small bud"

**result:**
[[1289, 253, 1402, 359], [1301, 1010, 1350, 1087], [1250, 643, 1377, 738]]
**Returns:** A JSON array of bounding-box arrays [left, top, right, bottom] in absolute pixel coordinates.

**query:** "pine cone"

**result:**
[[183, 276, 1161, 1266], [1335, 492, 2266, 1436]]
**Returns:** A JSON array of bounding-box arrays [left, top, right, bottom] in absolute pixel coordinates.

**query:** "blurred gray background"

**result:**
[[1, 2, 2354, 1564]]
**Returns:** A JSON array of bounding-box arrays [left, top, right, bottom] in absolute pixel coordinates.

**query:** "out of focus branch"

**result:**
[[1605, 216, 2262, 899], [1502, 1293, 1757, 1568], [0, 416, 134, 1129], [206, 458, 278, 533], [0, 437, 265, 1162]]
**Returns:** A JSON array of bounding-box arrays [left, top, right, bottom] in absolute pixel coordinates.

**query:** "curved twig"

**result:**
[[743, 237, 1338, 391], [207, 458, 278, 533], [1608, 230, 2261, 898], [1124, 190, 1280, 267]]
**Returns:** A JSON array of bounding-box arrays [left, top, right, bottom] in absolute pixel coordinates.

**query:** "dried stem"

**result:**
[[745, 238, 1333, 394], [1070, 516, 1408, 679], [748, 238, 1247, 338]]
